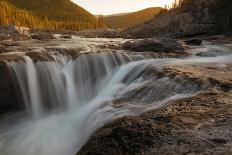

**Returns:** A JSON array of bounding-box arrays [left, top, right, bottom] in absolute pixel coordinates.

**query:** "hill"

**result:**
[[103, 7, 162, 29], [0, 0, 99, 31], [124, 0, 232, 38]]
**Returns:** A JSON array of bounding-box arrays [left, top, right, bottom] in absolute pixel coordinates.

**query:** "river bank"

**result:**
[[78, 91, 232, 155], [78, 58, 232, 154]]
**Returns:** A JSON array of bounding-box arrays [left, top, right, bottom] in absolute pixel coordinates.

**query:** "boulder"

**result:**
[[0, 25, 31, 41], [123, 37, 184, 53], [31, 32, 55, 41], [184, 38, 202, 46]]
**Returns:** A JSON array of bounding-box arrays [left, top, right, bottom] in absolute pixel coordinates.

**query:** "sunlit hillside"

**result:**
[[103, 7, 162, 29], [0, 0, 99, 31]]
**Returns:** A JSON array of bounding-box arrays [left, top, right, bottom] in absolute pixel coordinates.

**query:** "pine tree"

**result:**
[[0, 0, 97, 31]]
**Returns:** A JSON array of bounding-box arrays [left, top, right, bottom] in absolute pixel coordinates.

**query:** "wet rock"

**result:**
[[117, 71, 204, 104], [194, 46, 231, 57], [77, 61, 232, 154], [0, 41, 21, 47], [208, 77, 232, 92], [184, 38, 202, 46], [0, 41, 30, 54], [0, 44, 6, 54], [77, 93, 232, 155], [31, 32, 55, 41], [0, 25, 31, 41], [97, 44, 121, 50], [25, 51, 55, 62], [0, 61, 21, 114], [123, 37, 184, 53], [195, 48, 232, 57], [196, 51, 220, 57]]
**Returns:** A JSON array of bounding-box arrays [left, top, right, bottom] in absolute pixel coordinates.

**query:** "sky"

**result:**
[[73, 0, 175, 15]]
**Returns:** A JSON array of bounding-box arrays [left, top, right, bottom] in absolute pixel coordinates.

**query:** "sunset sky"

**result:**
[[73, 0, 175, 15]]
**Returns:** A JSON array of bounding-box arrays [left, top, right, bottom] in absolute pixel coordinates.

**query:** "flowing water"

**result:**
[[0, 37, 232, 155]]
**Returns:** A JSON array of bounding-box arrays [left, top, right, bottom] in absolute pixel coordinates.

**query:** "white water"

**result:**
[[1, 40, 232, 155], [0, 52, 154, 155]]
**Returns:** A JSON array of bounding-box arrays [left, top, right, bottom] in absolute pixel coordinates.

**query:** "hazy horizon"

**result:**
[[73, 0, 175, 15]]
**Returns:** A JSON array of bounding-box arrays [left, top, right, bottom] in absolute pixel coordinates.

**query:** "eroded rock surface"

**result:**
[[0, 25, 31, 41], [77, 58, 232, 155], [78, 91, 232, 155]]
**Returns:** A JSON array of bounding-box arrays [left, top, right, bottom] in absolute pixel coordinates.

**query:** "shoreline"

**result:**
[[78, 91, 232, 155]]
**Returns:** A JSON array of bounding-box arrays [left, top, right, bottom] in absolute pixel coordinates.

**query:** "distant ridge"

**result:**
[[103, 7, 162, 29], [104, 12, 132, 17], [0, 0, 99, 31]]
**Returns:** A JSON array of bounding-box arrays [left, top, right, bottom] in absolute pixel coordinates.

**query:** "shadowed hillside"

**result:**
[[124, 0, 232, 38], [0, 0, 99, 31], [103, 7, 162, 29]]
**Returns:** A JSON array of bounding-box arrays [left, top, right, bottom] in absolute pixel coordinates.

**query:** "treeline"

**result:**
[[154, 0, 232, 32], [154, 0, 199, 17], [0, 0, 103, 31]]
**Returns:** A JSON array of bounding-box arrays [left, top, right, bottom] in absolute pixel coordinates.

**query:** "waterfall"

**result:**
[[9, 52, 136, 118], [0, 51, 203, 155]]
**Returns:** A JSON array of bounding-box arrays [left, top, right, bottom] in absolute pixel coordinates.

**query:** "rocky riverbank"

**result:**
[[76, 36, 232, 154], [77, 63, 232, 155], [78, 91, 232, 155]]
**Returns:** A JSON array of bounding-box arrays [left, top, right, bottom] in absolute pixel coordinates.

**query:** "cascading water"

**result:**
[[0, 49, 217, 155], [9, 52, 136, 118]]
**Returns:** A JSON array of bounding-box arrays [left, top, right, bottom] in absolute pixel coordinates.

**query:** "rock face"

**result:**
[[124, 0, 230, 38], [0, 25, 31, 41], [0, 61, 21, 114], [123, 37, 184, 52]]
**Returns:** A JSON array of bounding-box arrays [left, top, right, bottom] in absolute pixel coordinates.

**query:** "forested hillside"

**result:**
[[124, 0, 232, 38], [0, 0, 100, 31], [103, 7, 162, 29]]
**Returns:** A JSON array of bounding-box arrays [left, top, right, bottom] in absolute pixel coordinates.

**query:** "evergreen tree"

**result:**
[[0, 0, 99, 31]]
